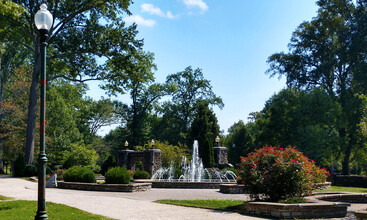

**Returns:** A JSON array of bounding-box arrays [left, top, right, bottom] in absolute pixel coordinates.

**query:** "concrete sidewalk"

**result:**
[[0, 177, 264, 220]]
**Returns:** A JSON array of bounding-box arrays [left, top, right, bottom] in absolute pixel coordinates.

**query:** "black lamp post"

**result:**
[[34, 3, 53, 220]]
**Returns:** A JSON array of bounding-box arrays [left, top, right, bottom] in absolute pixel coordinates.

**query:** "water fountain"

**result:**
[[149, 141, 237, 187]]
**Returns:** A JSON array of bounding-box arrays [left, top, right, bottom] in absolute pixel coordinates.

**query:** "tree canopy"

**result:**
[[266, 0, 367, 174]]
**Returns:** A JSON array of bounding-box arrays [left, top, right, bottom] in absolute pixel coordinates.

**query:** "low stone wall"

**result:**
[[58, 181, 151, 192], [219, 184, 248, 194], [314, 182, 331, 190], [355, 211, 367, 220], [134, 180, 235, 189], [315, 193, 367, 203], [240, 201, 349, 219], [330, 175, 367, 188]]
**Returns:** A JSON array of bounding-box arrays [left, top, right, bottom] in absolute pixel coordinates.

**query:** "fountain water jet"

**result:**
[[150, 140, 237, 183]]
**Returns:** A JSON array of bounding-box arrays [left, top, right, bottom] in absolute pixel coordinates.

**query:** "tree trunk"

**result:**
[[0, 53, 4, 173], [25, 46, 40, 165]]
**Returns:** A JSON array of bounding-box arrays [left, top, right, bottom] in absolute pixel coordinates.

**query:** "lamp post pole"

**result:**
[[34, 3, 53, 220]]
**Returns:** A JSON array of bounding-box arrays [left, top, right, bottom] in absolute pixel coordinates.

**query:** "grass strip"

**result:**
[[0, 195, 13, 201], [155, 199, 246, 211], [316, 186, 367, 193], [0, 200, 112, 220]]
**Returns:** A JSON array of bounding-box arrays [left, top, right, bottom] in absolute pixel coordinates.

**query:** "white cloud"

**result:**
[[183, 0, 208, 12], [141, 3, 175, 19], [123, 15, 156, 27], [166, 11, 175, 19]]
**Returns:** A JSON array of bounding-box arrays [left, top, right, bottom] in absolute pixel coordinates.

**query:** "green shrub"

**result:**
[[174, 165, 183, 179], [24, 164, 38, 177], [133, 170, 151, 179], [63, 166, 96, 183], [135, 141, 189, 167], [278, 197, 308, 204], [101, 155, 116, 175], [13, 154, 25, 177], [105, 167, 130, 184], [238, 146, 329, 201], [63, 144, 99, 172]]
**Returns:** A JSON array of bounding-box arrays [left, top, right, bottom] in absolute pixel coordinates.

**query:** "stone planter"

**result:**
[[355, 211, 367, 220], [134, 180, 235, 189], [219, 184, 248, 194], [58, 181, 151, 192], [240, 201, 349, 219]]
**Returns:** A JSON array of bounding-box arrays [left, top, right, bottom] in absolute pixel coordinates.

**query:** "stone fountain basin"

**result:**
[[134, 179, 236, 189]]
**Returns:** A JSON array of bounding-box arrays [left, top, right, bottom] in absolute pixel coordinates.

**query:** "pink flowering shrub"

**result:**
[[238, 146, 329, 201]]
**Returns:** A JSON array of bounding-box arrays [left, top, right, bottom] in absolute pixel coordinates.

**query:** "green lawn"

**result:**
[[316, 186, 367, 193], [0, 195, 13, 201], [0, 200, 112, 220], [156, 186, 367, 211], [155, 199, 246, 210]]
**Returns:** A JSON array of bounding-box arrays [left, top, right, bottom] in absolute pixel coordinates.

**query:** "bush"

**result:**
[[135, 141, 189, 167], [63, 144, 99, 173], [13, 154, 25, 177], [133, 170, 151, 179], [24, 164, 38, 177], [238, 146, 329, 201], [105, 167, 130, 184], [55, 169, 65, 180], [63, 166, 96, 183]]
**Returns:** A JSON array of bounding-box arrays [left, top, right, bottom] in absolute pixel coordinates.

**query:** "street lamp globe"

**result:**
[[35, 3, 53, 31], [215, 136, 220, 146]]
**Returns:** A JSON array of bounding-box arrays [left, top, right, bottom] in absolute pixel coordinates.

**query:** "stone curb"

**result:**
[[58, 181, 151, 192]]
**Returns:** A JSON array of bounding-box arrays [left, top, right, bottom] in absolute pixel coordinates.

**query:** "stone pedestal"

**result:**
[[117, 149, 134, 167], [117, 149, 162, 176], [143, 149, 162, 176], [213, 146, 228, 168]]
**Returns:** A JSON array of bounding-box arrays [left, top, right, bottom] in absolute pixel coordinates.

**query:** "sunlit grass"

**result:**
[[155, 199, 246, 210], [316, 186, 367, 193], [0, 200, 112, 220], [0, 195, 13, 201]]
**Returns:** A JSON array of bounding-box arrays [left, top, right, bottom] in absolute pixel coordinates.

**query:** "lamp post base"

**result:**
[[35, 211, 48, 220]]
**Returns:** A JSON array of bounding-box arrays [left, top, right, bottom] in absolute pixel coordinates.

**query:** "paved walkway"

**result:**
[[0, 177, 264, 220]]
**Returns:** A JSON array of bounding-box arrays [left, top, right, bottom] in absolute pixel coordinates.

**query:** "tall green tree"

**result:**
[[0, 1, 28, 171], [1, 0, 144, 164], [267, 0, 367, 174], [190, 102, 219, 167], [157, 66, 224, 145], [253, 88, 342, 167], [47, 80, 116, 164], [0, 66, 31, 167], [225, 120, 253, 165], [112, 52, 175, 147]]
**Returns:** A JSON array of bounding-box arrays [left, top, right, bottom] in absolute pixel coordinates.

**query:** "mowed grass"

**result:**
[[0, 200, 112, 220], [156, 186, 367, 211], [0, 195, 13, 201], [316, 186, 367, 193], [155, 199, 246, 210]]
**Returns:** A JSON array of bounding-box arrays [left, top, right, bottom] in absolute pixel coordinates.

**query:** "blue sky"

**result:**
[[88, 0, 319, 136]]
